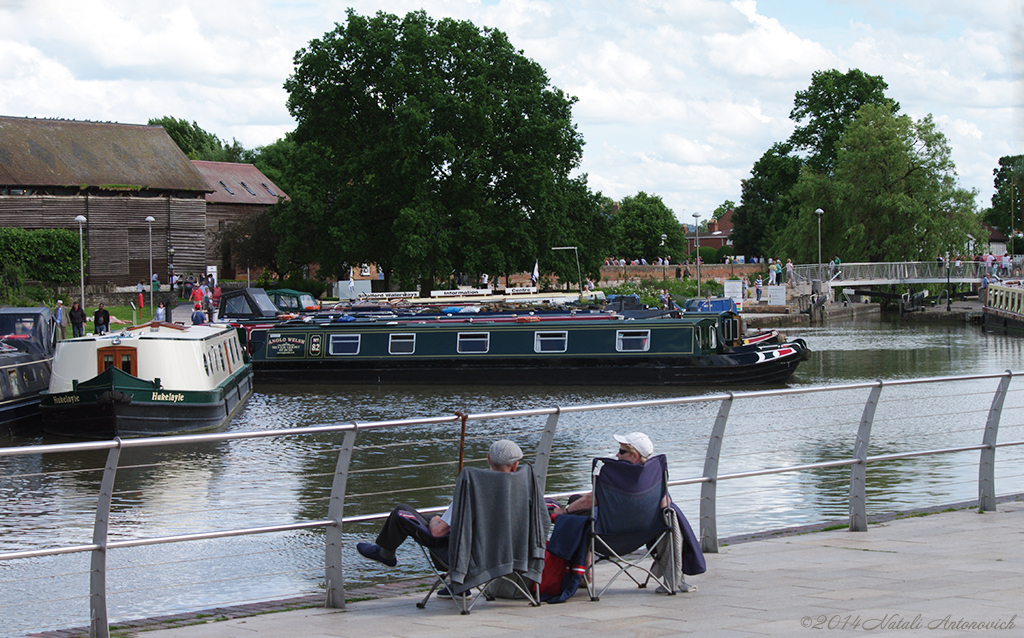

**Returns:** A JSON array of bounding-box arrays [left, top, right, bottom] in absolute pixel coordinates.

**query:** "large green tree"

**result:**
[[789, 69, 897, 174], [984, 155, 1024, 244], [609, 192, 686, 262], [283, 9, 590, 293], [731, 142, 802, 258], [776, 103, 980, 263], [149, 116, 253, 163]]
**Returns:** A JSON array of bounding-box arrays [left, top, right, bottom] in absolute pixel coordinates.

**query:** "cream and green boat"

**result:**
[[40, 321, 253, 438]]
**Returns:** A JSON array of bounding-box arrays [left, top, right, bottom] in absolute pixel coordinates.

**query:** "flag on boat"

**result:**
[[348, 268, 355, 293], [532, 260, 539, 283]]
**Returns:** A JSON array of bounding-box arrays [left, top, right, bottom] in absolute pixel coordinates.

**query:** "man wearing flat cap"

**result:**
[[357, 439, 523, 570]]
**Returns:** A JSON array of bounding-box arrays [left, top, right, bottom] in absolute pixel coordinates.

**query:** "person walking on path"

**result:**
[[53, 300, 69, 340], [755, 275, 763, 302]]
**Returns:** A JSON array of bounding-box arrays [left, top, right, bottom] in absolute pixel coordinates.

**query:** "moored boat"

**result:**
[[0, 307, 56, 434], [245, 310, 809, 386], [40, 321, 254, 439]]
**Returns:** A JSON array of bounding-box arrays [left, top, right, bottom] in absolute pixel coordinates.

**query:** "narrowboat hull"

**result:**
[[40, 322, 254, 439], [41, 365, 254, 439], [246, 313, 809, 386], [0, 307, 56, 435]]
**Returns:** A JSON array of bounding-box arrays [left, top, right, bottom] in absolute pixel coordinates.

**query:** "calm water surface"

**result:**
[[3, 315, 1024, 635]]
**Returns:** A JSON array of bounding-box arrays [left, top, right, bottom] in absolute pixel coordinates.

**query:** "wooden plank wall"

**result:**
[[0, 194, 207, 286]]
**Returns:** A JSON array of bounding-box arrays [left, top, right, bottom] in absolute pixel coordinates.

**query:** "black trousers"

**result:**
[[376, 503, 449, 568]]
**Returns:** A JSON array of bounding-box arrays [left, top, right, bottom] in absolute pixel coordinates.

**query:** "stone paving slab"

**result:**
[[111, 500, 1024, 638]]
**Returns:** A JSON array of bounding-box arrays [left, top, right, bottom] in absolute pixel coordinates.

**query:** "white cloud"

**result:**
[[0, 0, 1018, 217]]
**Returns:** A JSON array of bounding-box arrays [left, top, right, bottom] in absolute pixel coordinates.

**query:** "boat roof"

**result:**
[[65, 322, 235, 342]]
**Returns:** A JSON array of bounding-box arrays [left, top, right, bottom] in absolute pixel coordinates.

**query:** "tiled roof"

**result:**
[[0, 116, 212, 192], [191, 160, 289, 205]]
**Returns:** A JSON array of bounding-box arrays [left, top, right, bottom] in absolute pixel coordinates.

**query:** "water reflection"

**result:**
[[4, 317, 1024, 634]]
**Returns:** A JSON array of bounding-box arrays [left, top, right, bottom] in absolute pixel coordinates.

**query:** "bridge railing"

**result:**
[[3, 372, 1024, 636], [791, 261, 990, 286]]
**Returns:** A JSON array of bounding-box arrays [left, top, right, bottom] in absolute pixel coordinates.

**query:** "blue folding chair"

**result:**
[[586, 454, 674, 600]]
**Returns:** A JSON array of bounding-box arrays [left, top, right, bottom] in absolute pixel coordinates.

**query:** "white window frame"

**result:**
[[389, 333, 416, 355], [329, 333, 361, 356], [534, 331, 568, 353], [616, 329, 651, 352], [457, 332, 489, 354]]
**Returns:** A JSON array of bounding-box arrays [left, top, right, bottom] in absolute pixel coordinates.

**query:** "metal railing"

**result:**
[[791, 261, 994, 288], [3, 372, 1024, 637]]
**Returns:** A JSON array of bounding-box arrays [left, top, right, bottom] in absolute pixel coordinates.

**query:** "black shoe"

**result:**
[[356, 542, 397, 567], [437, 586, 468, 599]]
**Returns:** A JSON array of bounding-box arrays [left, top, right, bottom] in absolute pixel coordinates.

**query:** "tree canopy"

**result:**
[[282, 9, 596, 293], [609, 192, 686, 262], [789, 69, 897, 174], [984, 155, 1024, 242], [149, 116, 253, 163], [775, 103, 980, 263], [730, 142, 801, 258]]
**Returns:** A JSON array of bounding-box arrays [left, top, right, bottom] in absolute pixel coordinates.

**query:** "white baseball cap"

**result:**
[[613, 432, 654, 458]]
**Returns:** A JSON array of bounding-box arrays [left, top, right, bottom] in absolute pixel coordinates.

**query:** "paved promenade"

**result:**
[[129, 500, 1023, 638]]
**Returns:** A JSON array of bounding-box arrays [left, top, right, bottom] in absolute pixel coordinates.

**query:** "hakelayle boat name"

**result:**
[[152, 391, 186, 403]]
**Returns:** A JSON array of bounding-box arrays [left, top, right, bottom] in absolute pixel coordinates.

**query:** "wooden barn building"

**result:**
[[0, 116, 287, 288]]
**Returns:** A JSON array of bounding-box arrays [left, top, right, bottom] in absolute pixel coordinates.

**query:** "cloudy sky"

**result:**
[[1, 0, 1021, 222]]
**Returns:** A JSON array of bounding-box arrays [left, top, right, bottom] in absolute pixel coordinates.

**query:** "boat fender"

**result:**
[[516, 316, 540, 323], [97, 390, 133, 405]]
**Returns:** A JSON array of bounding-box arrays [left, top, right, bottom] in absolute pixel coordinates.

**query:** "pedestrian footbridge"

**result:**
[[790, 260, 995, 290]]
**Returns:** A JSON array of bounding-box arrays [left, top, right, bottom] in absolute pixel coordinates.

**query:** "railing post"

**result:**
[[849, 383, 882, 531], [534, 409, 560, 492], [90, 440, 122, 638], [699, 393, 733, 553], [979, 372, 1011, 512], [325, 427, 357, 609]]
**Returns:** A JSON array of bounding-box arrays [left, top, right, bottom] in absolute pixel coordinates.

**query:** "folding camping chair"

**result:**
[[585, 454, 675, 601], [416, 464, 546, 614]]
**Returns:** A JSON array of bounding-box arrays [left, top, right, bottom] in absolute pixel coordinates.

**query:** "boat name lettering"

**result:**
[[267, 335, 306, 356], [152, 392, 185, 402], [52, 395, 80, 404]]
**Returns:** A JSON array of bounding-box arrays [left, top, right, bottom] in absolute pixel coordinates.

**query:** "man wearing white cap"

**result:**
[[357, 439, 523, 570], [552, 431, 654, 517]]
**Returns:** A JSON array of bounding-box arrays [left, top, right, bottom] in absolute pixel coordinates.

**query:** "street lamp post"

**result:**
[[551, 246, 583, 296], [946, 255, 952, 312], [75, 215, 86, 307], [692, 213, 701, 298], [145, 216, 155, 318], [660, 234, 667, 280], [815, 208, 824, 282]]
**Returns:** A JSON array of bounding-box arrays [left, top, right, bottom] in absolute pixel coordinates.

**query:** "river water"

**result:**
[[3, 314, 1024, 635]]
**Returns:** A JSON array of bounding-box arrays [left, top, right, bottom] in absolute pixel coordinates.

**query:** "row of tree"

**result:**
[[729, 69, 1014, 265], [154, 12, 1016, 293]]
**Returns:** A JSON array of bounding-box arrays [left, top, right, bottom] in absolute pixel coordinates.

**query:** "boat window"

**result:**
[[219, 346, 227, 372], [535, 331, 568, 353], [203, 353, 210, 376], [222, 295, 249, 316], [98, 346, 137, 376], [7, 369, 19, 396], [389, 333, 416, 355], [329, 334, 360, 355], [457, 332, 489, 353], [616, 330, 651, 352]]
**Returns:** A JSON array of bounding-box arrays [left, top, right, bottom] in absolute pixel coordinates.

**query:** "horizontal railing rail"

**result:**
[[791, 260, 993, 288], [2, 370, 1024, 637]]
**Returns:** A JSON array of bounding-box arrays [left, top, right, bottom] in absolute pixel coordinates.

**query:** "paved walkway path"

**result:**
[[125, 501, 1023, 638]]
